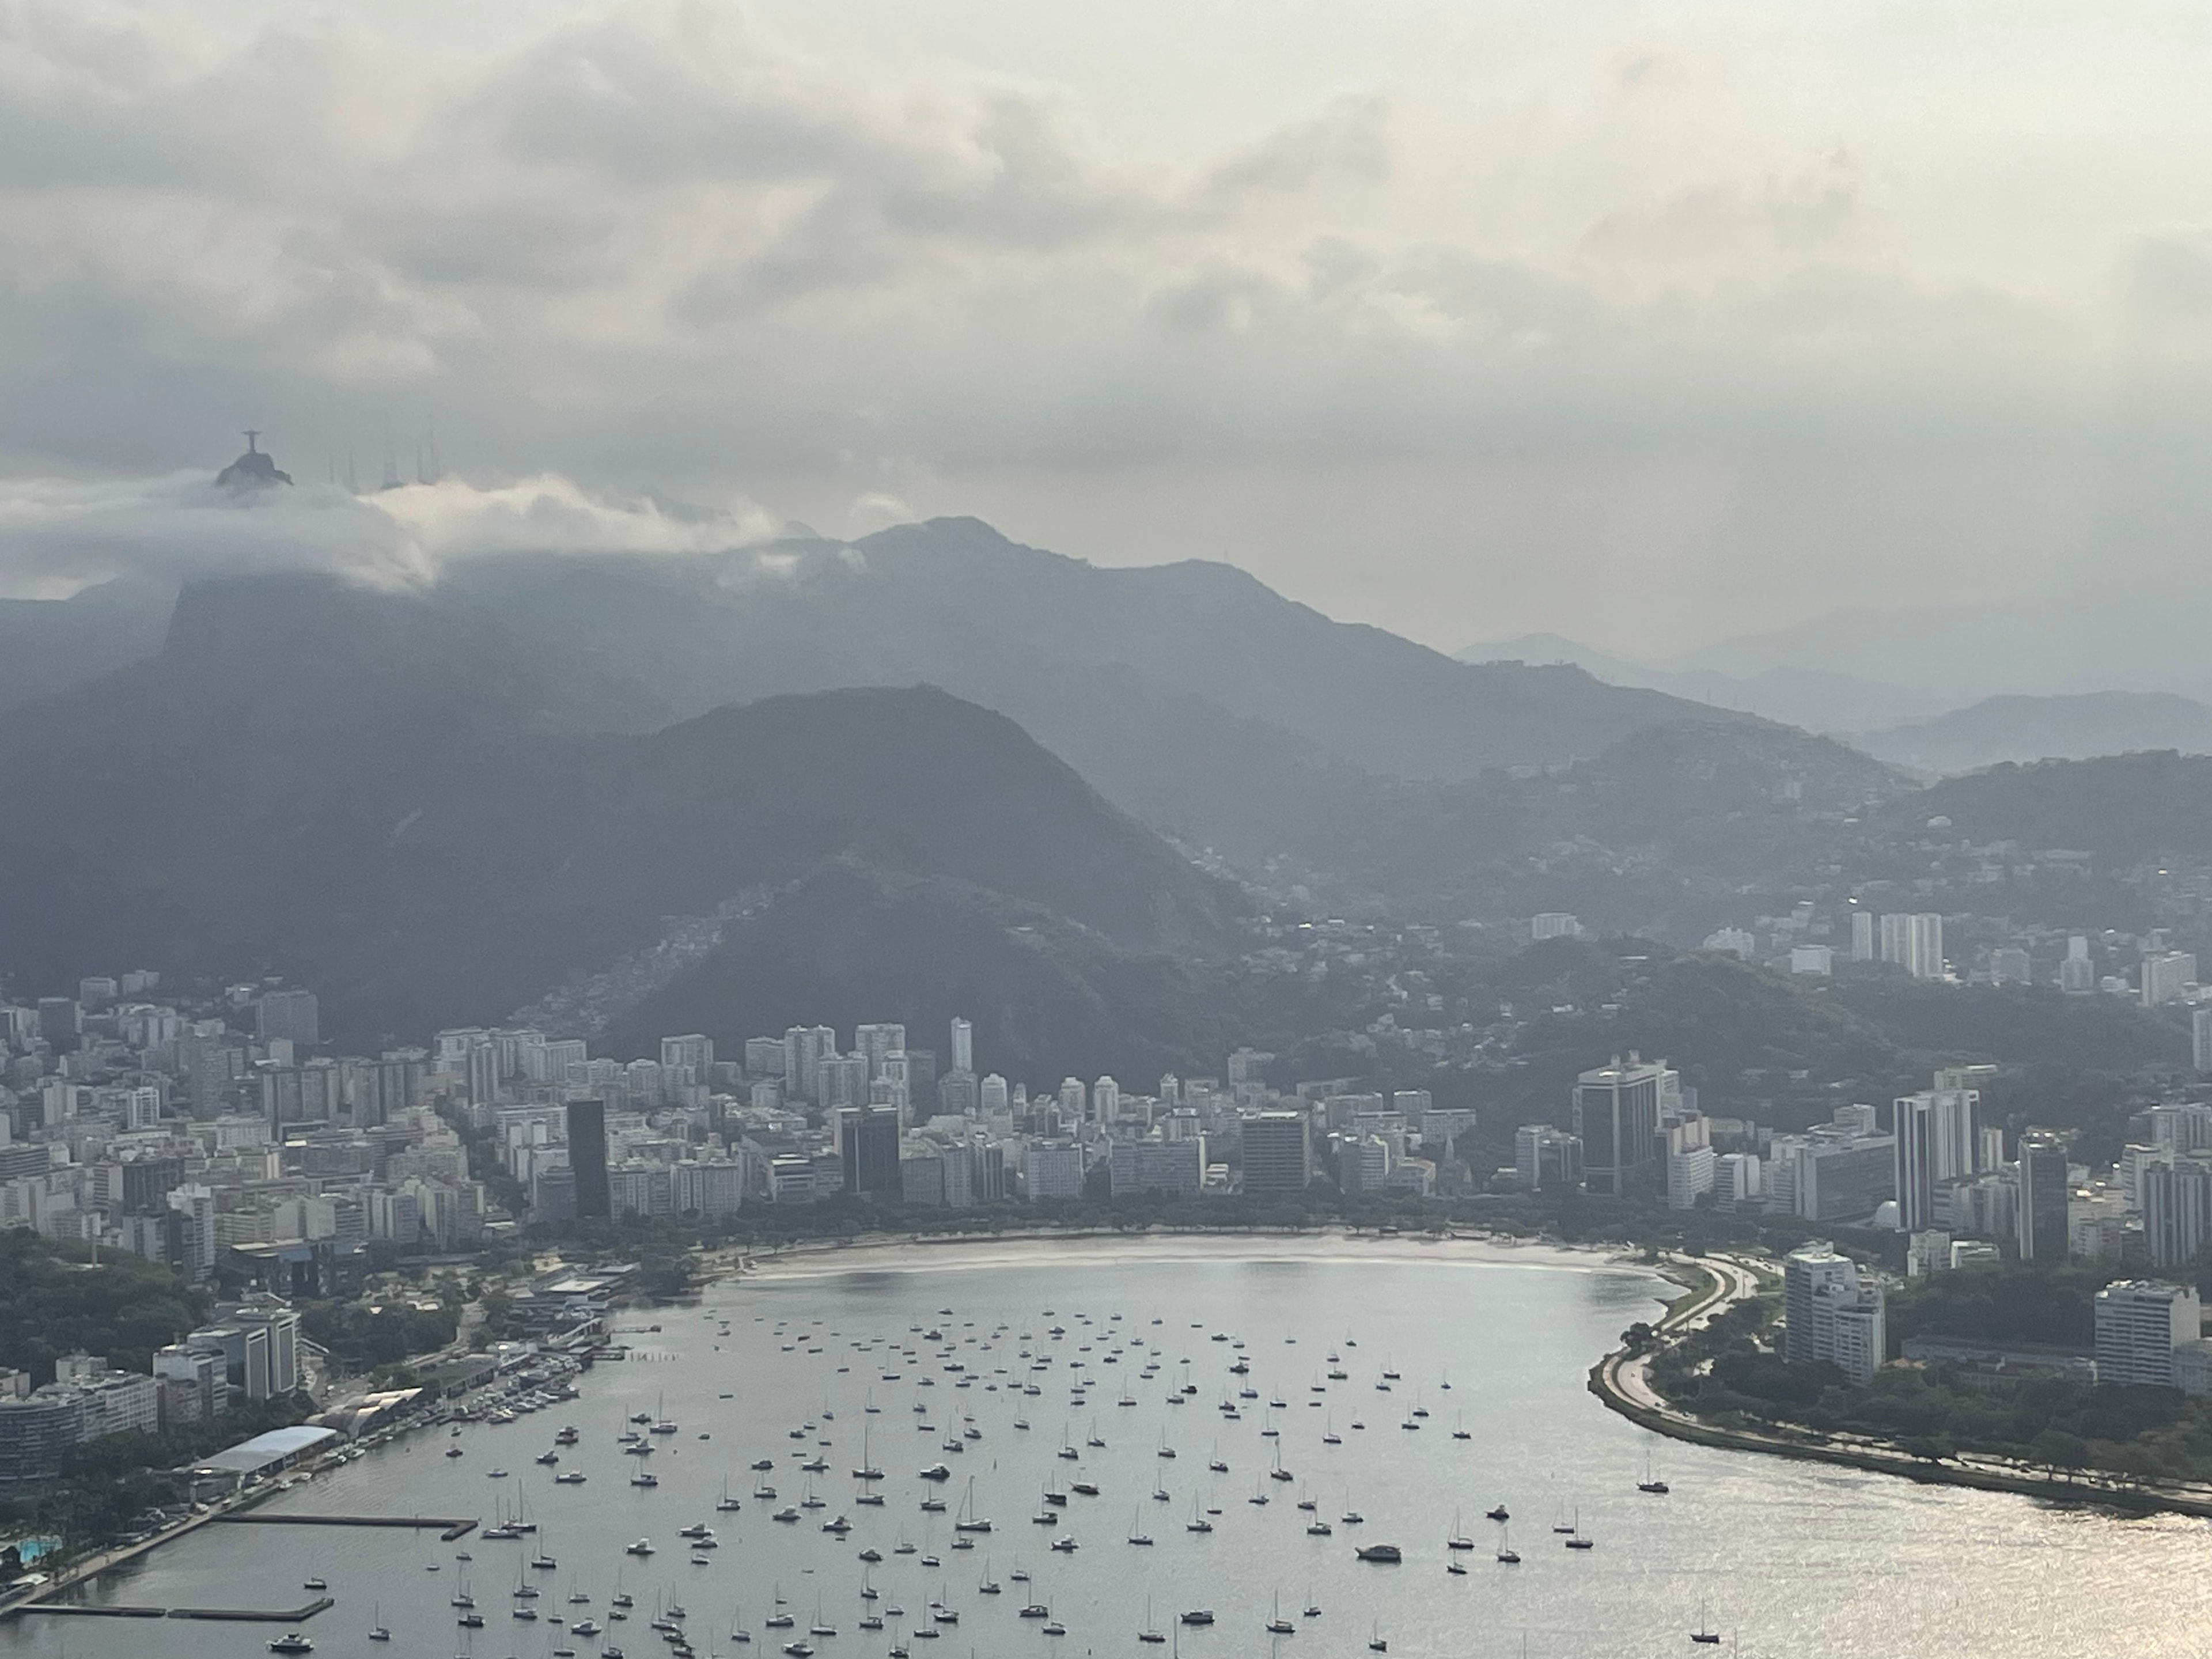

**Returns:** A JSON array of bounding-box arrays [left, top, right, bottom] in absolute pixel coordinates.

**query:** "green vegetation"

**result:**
[[1650, 1276, 2212, 1484], [300, 1297, 459, 1374], [0, 1392, 313, 1555], [0, 1228, 207, 1385]]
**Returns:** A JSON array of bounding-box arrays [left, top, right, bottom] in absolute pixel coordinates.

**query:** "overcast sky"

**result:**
[[4, 0, 2209, 656]]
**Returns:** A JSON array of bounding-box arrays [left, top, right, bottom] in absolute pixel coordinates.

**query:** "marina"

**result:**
[[1, 1238, 2202, 1658]]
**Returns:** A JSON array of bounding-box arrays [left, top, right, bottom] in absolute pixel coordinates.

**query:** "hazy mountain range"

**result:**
[[9, 518, 2209, 1055], [0, 574, 1240, 1058], [1461, 633, 2212, 774]]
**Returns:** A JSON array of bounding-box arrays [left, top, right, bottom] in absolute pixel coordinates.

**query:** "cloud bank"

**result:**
[[3, 0, 2209, 654], [0, 469, 778, 594]]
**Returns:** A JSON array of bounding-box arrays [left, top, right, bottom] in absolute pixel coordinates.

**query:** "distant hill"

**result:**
[[454, 518, 1778, 793], [1888, 751, 2212, 862], [0, 575, 1239, 1046], [603, 863, 1253, 1080], [0, 578, 175, 710], [1850, 692, 2212, 775], [1, 520, 1911, 947], [1457, 633, 1948, 733]]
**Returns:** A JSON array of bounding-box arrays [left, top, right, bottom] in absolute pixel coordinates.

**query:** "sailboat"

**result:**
[[368, 1602, 391, 1642], [1563, 1507, 1594, 1551], [1138, 1596, 1165, 1643], [1185, 1492, 1213, 1533], [1369, 1617, 1388, 1652], [853, 1424, 882, 1482], [1495, 1525, 1520, 1565], [1266, 1592, 1294, 1634], [730, 1601, 751, 1643], [1128, 1508, 1153, 1545], [1446, 1508, 1474, 1550], [718, 1474, 743, 1512], [1639, 1450, 1671, 1495], [1691, 1599, 1722, 1644], [954, 1476, 992, 1532]]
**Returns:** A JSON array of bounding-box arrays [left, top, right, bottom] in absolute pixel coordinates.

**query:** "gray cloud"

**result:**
[[0, 469, 778, 593], [1, 0, 2206, 666]]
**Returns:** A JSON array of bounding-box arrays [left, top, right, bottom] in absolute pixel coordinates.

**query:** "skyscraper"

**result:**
[[566, 1099, 610, 1220], [256, 988, 320, 1047], [838, 1106, 902, 1198], [1879, 913, 1945, 980], [1850, 910, 1876, 962], [2013, 1130, 2070, 1263], [1572, 1055, 1678, 1196], [949, 1017, 974, 1075], [2142, 1157, 2212, 1268], [1893, 1087, 1983, 1233], [2060, 936, 2096, 995], [1240, 1111, 1313, 1194], [2094, 1281, 2200, 1388], [855, 1024, 907, 1082], [1782, 1241, 1885, 1384]]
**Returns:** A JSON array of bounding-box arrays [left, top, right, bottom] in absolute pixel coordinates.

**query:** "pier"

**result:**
[[22, 1597, 335, 1623], [217, 1512, 479, 1541]]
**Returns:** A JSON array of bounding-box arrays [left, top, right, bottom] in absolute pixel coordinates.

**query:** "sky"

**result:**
[[3, 0, 2210, 660]]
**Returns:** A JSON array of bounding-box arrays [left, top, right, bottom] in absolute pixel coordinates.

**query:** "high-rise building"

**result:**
[[1530, 913, 1581, 942], [2142, 1157, 2212, 1268], [1893, 1088, 1983, 1233], [937, 1070, 979, 1116], [1240, 1111, 1313, 1194], [1024, 1142, 1086, 1200], [1572, 1055, 1678, 1196], [949, 1018, 974, 1075], [2017, 1131, 2071, 1263], [2143, 951, 2199, 1008], [1109, 1138, 1205, 1198], [1880, 913, 1945, 980], [2195, 1006, 2212, 1074], [1058, 1078, 1089, 1122], [1513, 1125, 1583, 1191], [1093, 1077, 1121, 1123], [2094, 1281, 2200, 1388], [1850, 910, 1876, 961], [817, 1055, 868, 1111], [782, 1025, 837, 1105], [660, 1034, 713, 1080], [566, 1099, 611, 1219], [2060, 936, 2096, 995], [255, 988, 320, 1047], [838, 1106, 902, 1198], [36, 998, 81, 1052], [1782, 1242, 1885, 1384], [855, 1024, 907, 1082]]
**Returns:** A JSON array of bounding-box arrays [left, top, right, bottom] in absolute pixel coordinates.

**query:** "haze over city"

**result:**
[[6, 8, 2212, 1659]]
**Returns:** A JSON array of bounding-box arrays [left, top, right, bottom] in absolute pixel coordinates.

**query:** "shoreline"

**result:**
[[715, 1221, 1653, 1284], [1588, 1252, 2212, 1521]]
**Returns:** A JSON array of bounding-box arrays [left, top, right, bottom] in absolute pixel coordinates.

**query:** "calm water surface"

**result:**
[[5, 1239, 2205, 1659]]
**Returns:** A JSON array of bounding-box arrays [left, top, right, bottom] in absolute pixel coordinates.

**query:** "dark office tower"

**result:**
[[2016, 1131, 2070, 1263], [567, 1099, 611, 1219], [120, 1154, 186, 1216], [36, 998, 80, 1054], [839, 1106, 903, 1198]]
